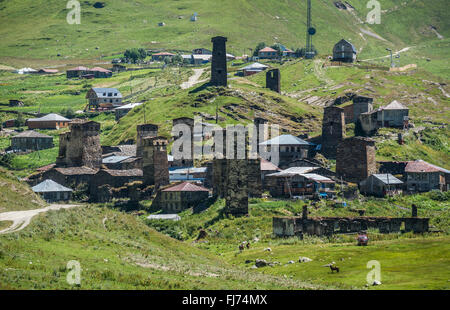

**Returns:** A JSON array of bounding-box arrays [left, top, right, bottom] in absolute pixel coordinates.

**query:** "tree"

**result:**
[[138, 48, 147, 60], [124, 48, 140, 63], [15, 112, 26, 127], [295, 45, 318, 57], [271, 43, 283, 58], [253, 42, 266, 56]]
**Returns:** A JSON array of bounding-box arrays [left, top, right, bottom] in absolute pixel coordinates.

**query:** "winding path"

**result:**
[[181, 68, 206, 89], [0, 204, 80, 234]]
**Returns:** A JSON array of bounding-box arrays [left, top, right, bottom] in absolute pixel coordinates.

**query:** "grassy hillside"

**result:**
[[0, 0, 448, 76], [0, 167, 45, 212], [0, 204, 324, 289]]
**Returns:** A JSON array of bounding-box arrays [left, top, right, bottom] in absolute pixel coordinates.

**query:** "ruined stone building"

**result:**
[[342, 96, 374, 124], [336, 136, 376, 183], [142, 136, 170, 189], [172, 117, 194, 167], [266, 68, 281, 93], [90, 169, 143, 196], [321, 106, 345, 158], [136, 123, 158, 158], [210, 36, 228, 87], [56, 119, 102, 169]]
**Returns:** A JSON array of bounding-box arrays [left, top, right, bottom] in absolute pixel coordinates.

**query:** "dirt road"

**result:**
[[181, 68, 206, 89], [0, 204, 80, 234]]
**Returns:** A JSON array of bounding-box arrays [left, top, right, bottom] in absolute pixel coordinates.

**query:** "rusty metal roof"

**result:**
[[162, 181, 209, 192]]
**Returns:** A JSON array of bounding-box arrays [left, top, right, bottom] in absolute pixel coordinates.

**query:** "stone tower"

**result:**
[[136, 124, 158, 158], [172, 117, 194, 167], [336, 136, 376, 183], [322, 106, 345, 158], [142, 136, 169, 189], [210, 36, 228, 87], [56, 119, 101, 169], [254, 117, 268, 154], [266, 68, 281, 93]]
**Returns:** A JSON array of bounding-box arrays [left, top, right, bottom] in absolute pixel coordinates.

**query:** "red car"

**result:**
[[357, 233, 369, 246]]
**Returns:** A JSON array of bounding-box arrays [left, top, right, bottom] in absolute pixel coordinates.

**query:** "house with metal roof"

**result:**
[[332, 39, 357, 63], [360, 174, 404, 197], [155, 181, 210, 213], [241, 62, 269, 76], [86, 87, 123, 109], [27, 113, 70, 130], [359, 100, 409, 135], [265, 166, 335, 198], [169, 167, 208, 183], [32, 179, 73, 202], [11, 130, 54, 151], [405, 160, 449, 192], [259, 134, 316, 168], [258, 47, 278, 59]]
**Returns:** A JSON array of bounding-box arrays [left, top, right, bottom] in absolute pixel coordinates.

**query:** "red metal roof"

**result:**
[[162, 181, 209, 192], [90, 67, 112, 73], [405, 160, 449, 173], [259, 47, 277, 52], [152, 52, 175, 56]]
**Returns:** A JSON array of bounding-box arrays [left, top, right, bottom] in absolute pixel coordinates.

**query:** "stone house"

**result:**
[[336, 137, 376, 183], [260, 158, 281, 189], [32, 179, 73, 202], [11, 130, 53, 151], [89, 67, 112, 78], [342, 96, 374, 124], [332, 39, 357, 63], [66, 66, 89, 78], [241, 62, 268, 76], [86, 87, 123, 110], [258, 47, 278, 59], [360, 174, 403, 197], [359, 100, 409, 135], [90, 169, 143, 192], [42, 166, 98, 188], [259, 134, 316, 169], [27, 113, 70, 130], [156, 182, 210, 213], [405, 160, 449, 192], [151, 52, 175, 61]]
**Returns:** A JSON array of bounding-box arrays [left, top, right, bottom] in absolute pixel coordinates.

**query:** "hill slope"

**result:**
[[0, 0, 448, 76]]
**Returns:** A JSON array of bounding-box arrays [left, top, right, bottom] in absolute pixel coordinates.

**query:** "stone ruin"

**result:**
[[136, 123, 158, 158], [321, 106, 345, 158], [142, 136, 169, 189], [266, 68, 281, 93], [273, 205, 430, 237], [336, 136, 376, 183], [210, 36, 228, 87], [56, 119, 102, 169]]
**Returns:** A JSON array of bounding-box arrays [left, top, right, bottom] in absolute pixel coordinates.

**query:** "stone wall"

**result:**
[[336, 136, 376, 183], [56, 120, 101, 169]]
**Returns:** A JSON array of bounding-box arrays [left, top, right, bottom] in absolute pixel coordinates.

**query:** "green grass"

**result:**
[[0, 167, 46, 212], [0, 1, 448, 78], [0, 205, 324, 289]]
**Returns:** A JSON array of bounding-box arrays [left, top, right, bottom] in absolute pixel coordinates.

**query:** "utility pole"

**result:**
[[386, 48, 395, 68]]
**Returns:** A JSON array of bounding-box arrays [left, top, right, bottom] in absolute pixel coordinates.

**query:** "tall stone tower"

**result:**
[[56, 119, 101, 169], [266, 68, 281, 93], [254, 117, 268, 154], [142, 136, 169, 189], [136, 124, 158, 158], [210, 36, 228, 87], [172, 117, 194, 167], [322, 106, 345, 158], [336, 136, 376, 183]]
